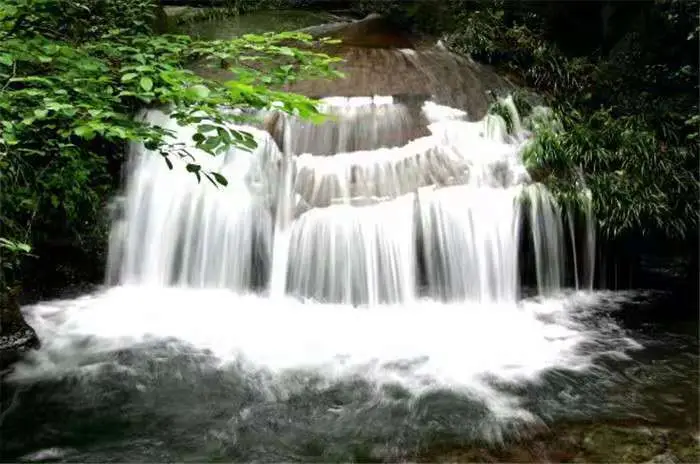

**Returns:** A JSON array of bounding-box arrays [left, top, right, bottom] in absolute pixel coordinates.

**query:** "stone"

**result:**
[[283, 15, 513, 119], [188, 11, 513, 120], [665, 429, 700, 463], [297, 13, 417, 48], [0, 287, 39, 371], [413, 422, 700, 464], [645, 451, 681, 464], [579, 425, 666, 462]]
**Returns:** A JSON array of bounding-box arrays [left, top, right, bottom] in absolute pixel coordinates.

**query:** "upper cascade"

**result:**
[[283, 13, 514, 120], [107, 94, 595, 306], [282, 47, 513, 121]]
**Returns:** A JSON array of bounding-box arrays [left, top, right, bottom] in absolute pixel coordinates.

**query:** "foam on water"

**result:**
[[10, 286, 642, 424]]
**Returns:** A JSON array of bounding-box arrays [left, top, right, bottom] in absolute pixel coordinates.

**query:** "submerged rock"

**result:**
[[1, 287, 39, 371]]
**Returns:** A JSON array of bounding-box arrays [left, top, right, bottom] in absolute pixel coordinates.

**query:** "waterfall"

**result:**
[[107, 109, 280, 292], [12, 41, 647, 459], [269, 118, 295, 299], [107, 96, 595, 305]]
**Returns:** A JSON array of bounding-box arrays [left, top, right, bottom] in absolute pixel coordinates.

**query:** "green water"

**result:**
[[171, 9, 344, 39]]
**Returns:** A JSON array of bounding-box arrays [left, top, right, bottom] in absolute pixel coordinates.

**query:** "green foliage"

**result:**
[[522, 109, 697, 239], [0, 0, 342, 292], [2, 0, 157, 41], [445, 0, 699, 242], [0, 238, 33, 292]]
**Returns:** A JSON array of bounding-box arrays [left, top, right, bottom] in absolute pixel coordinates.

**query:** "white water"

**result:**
[[100, 93, 601, 323], [12, 287, 642, 425], [108, 110, 281, 291], [418, 185, 523, 302], [11, 94, 612, 428], [266, 96, 417, 155], [269, 119, 295, 298], [287, 195, 417, 305]]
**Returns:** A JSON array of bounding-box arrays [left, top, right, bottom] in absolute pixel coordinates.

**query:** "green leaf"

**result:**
[[202, 136, 222, 152], [197, 124, 217, 133], [34, 109, 48, 118], [121, 72, 138, 82], [185, 84, 211, 99], [186, 163, 201, 173], [278, 47, 296, 57], [139, 76, 153, 92], [73, 125, 95, 140], [211, 172, 228, 186], [0, 54, 13, 66]]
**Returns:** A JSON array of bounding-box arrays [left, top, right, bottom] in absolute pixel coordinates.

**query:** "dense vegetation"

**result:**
[[0, 0, 341, 299]]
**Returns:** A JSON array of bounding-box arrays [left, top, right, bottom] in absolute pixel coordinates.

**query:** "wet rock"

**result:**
[[190, 11, 513, 119], [416, 422, 700, 463], [298, 13, 417, 48], [665, 429, 700, 463], [282, 29, 513, 118], [645, 451, 681, 464], [577, 425, 666, 462], [1, 287, 39, 371], [154, 5, 207, 33]]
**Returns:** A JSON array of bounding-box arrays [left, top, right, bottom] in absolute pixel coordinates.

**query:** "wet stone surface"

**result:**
[[418, 423, 700, 463], [1, 290, 39, 372]]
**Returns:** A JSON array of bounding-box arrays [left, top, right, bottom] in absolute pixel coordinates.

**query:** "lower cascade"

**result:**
[[107, 95, 596, 305]]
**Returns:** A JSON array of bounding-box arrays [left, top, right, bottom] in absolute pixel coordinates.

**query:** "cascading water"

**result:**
[[107, 95, 591, 305], [5, 42, 674, 463], [269, 118, 296, 299], [107, 109, 281, 291]]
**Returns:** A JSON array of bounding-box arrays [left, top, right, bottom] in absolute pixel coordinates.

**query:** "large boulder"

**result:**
[[297, 13, 417, 48], [187, 11, 514, 119], [1, 288, 38, 371], [282, 14, 514, 119]]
